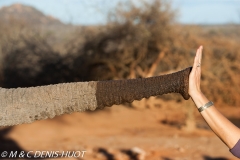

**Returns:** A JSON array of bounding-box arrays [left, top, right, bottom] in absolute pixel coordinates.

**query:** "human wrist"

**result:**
[[191, 92, 209, 108]]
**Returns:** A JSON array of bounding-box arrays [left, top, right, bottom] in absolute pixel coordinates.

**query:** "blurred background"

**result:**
[[0, 0, 239, 159]]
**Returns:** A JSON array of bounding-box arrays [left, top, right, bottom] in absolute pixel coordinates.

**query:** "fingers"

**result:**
[[196, 46, 202, 71], [199, 46, 203, 64], [192, 46, 203, 72], [189, 46, 203, 96], [198, 46, 203, 66]]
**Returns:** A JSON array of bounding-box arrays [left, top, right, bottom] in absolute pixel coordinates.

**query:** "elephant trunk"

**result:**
[[96, 67, 192, 108], [0, 82, 98, 126], [0, 67, 192, 126]]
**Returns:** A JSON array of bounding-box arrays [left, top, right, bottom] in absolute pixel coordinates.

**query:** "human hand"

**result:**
[[189, 46, 203, 99]]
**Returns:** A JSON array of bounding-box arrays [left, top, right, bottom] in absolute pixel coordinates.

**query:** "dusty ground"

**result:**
[[0, 100, 239, 160]]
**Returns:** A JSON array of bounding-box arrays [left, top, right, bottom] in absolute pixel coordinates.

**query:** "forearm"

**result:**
[[189, 45, 240, 157], [191, 93, 240, 148]]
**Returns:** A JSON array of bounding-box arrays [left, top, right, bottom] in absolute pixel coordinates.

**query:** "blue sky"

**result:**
[[0, 0, 239, 25]]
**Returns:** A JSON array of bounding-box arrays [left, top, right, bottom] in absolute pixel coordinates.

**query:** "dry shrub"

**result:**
[[71, 0, 180, 81], [0, 21, 75, 88]]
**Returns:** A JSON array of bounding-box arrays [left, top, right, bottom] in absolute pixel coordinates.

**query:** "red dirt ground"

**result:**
[[1, 100, 239, 160]]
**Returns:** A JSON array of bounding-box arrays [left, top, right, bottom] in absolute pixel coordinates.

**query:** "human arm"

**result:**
[[189, 46, 240, 156]]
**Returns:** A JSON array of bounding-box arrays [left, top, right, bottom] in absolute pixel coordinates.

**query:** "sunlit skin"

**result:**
[[189, 46, 240, 149]]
